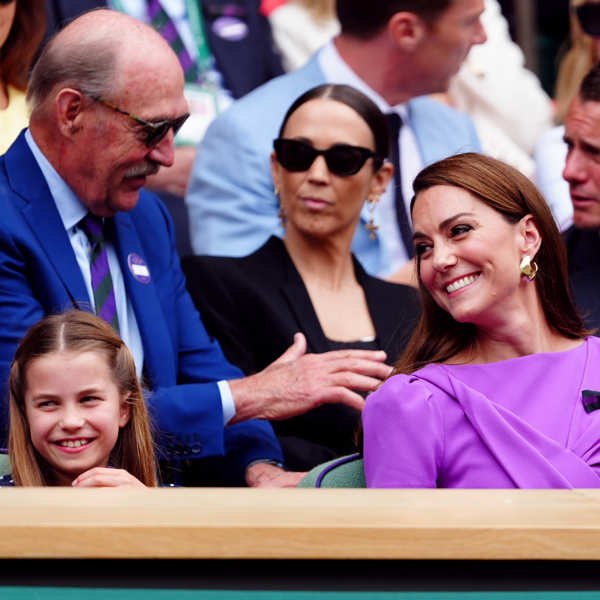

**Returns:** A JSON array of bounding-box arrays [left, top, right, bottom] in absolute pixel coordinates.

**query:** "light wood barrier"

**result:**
[[1, 488, 600, 560]]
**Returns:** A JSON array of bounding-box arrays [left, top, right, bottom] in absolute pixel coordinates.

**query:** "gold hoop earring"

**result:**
[[520, 255, 538, 281], [365, 195, 379, 240]]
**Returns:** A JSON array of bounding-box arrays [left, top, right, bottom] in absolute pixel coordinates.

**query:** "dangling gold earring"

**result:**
[[519, 255, 538, 281], [275, 185, 286, 228], [365, 194, 379, 240]]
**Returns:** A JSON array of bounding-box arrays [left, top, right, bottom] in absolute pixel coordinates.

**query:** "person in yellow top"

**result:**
[[0, 0, 45, 154]]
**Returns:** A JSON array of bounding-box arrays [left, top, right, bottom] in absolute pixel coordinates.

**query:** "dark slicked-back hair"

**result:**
[[393, 152, 589, 375], [337, 0, 453, 39], [278, 83, 389, 166], [579, 61, 600, 102]]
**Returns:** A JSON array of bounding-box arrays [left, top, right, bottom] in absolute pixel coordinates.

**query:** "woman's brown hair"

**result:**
[[8, 310, 157, 486], [1, 0, 46, 93], [395, 152, 589, 375]]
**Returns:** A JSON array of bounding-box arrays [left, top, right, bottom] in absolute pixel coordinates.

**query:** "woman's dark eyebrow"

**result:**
[[412, 212, 475, 241]]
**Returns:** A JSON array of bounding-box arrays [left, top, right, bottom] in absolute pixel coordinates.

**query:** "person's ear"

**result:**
[[119, 395, 132, 428], [369, 161, 394, 197], [387, 12, 427, 51], [55, 88, 86, 137], [518, 214, 542, 258]]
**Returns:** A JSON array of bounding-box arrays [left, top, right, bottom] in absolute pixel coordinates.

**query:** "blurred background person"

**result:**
[[264, 0, 338, 72], [364, 153, 600, 489], [0, 0, 46, 153], [264, 0, 552, 179], [562, 62, 600, 330], [183, 84, 420, 471], [534, 0, 600, 231]]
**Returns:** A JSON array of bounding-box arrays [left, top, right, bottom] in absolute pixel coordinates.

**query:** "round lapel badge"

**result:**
[[127, 253, 151, 284], [212, 16, 249, 41]]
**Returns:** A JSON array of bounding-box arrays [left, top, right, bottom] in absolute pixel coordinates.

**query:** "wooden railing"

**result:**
[[1, 488, 600, 560]]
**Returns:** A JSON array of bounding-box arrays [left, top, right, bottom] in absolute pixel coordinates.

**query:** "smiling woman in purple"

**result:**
[[363, 152, 600, 489]]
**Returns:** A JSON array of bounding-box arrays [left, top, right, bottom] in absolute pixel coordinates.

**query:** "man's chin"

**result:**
[[107, 188, 142, 214]]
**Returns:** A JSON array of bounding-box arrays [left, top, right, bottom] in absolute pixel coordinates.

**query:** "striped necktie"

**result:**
[[386, 112, 415, 258], [79, 215, 120, 334], [146, 0, 206, 84]]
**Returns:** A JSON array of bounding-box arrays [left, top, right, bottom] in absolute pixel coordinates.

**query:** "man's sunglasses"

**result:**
[[273, 138, 382, 177], [576, 3, 600, 37], [90, 95, 190, 148]]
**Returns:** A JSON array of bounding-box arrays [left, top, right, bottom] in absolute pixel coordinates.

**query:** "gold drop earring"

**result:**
[[365, 194, 379, 240]]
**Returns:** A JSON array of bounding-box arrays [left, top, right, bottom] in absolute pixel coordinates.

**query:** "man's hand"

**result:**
[[245, 462, 307, 487], [71, 467, 146, 488], [229, 332, 392, 423], [146, 146, 196, 197]]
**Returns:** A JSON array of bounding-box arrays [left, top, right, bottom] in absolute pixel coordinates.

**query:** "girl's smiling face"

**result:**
[[411, 184, 535, 329], [24, 350, 130, 485]]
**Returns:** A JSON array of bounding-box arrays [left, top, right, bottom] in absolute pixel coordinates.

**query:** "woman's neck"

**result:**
[[452, 290, 581, 364], [283, 229, 356, 291]]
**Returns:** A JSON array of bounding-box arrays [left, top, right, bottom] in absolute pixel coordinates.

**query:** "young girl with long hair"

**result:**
[[6, 310, 156, 487]]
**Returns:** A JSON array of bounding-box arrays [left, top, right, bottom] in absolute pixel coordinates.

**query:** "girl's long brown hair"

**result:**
[[9, 310, 157, 486]]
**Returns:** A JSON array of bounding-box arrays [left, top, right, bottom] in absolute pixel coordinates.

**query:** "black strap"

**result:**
[[386, 112, 414, 258]]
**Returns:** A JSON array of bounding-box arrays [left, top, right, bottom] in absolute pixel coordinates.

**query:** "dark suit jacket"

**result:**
[[44, 0, 283, 99], [564, 226, 600, 332], [0, 132, 282, 482], [182, 236, 421, 470]]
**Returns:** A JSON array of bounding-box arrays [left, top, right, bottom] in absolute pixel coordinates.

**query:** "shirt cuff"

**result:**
[[217, 380, 236, 425]]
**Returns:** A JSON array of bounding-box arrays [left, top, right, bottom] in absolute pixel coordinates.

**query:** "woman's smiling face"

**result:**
[[411, 184, 528, 328]]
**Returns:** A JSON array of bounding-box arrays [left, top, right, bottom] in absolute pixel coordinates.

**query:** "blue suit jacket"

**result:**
[[0, 133, 282, 478], [186, 54, 482, 275]]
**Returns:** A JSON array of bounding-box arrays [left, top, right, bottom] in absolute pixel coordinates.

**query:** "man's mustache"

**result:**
[[124, 161, 160, 178]]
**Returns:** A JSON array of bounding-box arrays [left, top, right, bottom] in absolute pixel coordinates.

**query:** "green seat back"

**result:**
[[297, 453, 366, 488], [0, 453, 11, 477]]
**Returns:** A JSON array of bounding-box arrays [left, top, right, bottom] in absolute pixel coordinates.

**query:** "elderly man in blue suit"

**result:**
[[186, 0, 487, 279], [0, 9, 391, 486]]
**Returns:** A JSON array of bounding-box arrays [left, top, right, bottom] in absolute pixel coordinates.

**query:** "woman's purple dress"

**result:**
[[363, 337, 600, 488]]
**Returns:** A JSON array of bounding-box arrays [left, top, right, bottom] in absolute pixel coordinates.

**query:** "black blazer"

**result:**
[[182, 236, 421, 470], [44, 0, 283, 99], [564, 226, 600, 331]]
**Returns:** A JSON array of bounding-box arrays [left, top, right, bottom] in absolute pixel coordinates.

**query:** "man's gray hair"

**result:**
[[27, 35, 118, 111]]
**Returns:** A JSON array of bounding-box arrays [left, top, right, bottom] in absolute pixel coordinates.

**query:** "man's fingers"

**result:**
[[271, 332, 307, 365], [321, 348, 388, 362], [310, 355, 393, 379]]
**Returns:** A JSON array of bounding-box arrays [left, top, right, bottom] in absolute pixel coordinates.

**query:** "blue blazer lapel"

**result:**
[[6, 133, 90, 307], [112, 212, 176, 384]]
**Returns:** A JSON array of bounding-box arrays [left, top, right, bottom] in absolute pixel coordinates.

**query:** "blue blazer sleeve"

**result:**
[[114, 193, 283, 470]]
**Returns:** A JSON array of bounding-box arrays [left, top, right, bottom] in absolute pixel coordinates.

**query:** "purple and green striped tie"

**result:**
[[80, 215, 120, 334], [147, 0, 204, 84]]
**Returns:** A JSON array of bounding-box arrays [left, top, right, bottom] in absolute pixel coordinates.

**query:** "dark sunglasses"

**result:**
[[90, 95, 190, 148], [273, 138, 382, 176], [0, 0, 15, 5], [576, 3, 600, 37]]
